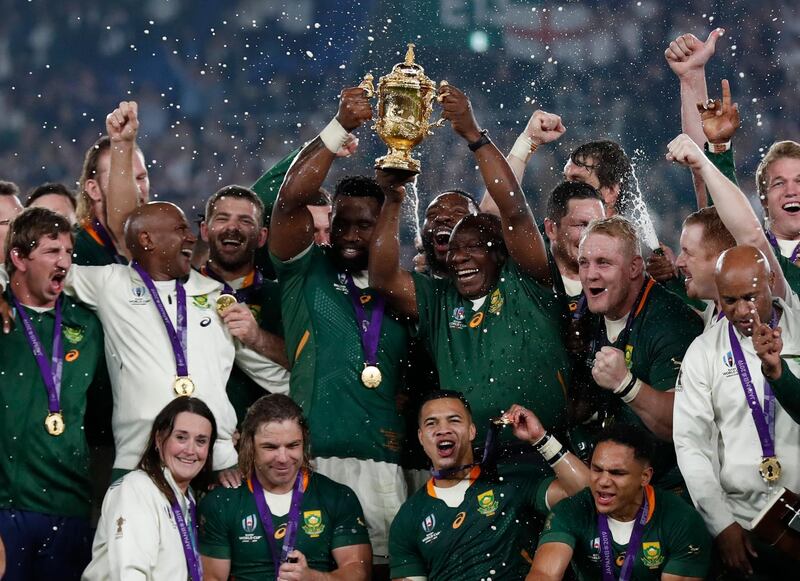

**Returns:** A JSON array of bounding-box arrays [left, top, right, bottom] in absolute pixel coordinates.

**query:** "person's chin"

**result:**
[[334, 250, 368, 272]]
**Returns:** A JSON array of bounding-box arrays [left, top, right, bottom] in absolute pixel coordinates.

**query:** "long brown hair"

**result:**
[[137, 397, 217, 504], [238, 394, 312, 478]]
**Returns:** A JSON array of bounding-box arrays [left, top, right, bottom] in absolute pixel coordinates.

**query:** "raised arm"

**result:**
[[441, 85, 550, 284], [105, 101, 143, 254], [665, 29, 724, 208], [526, 543, 573, 581], [269, 88, 371, 260], [369, 169, 419, 319], [479, 109, 566, 216], [667, 132, 788, 301]]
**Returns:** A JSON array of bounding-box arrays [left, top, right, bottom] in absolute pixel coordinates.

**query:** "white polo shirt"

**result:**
[[674, 297, 800, 536]]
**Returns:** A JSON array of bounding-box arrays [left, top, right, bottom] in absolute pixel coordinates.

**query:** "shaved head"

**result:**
[[124, 202, 196, 280], [715, 246, 775, 337]]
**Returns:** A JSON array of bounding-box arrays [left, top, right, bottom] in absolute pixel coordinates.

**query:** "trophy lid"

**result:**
[[383, 43, 435, 88]]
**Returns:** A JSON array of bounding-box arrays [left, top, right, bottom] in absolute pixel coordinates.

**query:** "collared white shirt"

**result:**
[[674, 297, 800, 536]]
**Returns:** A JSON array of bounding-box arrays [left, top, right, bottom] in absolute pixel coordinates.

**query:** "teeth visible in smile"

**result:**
[[783, 202, 800, 212], [437, 440, 454, 450], [181, 249, 192, 257], [457, 268, 479, 279]]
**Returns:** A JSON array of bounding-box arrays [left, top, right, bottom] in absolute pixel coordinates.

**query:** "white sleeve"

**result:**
[[233, 341, 291, 395], [673, 340, 735, 537], [0, 265, 7, 289], [103, 477, 161, 580], [63, 264, 113, 309]]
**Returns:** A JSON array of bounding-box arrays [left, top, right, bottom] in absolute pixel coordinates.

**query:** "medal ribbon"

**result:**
[[250, 469, 306, 578], [344, 274, 385, 367], [11, 293, 64, 415], [170, 496, 202, 581], [597, 486, 650, 581], [89, 218, 126, 264], [202, 263, 263, 303], [766, 230, 800, 263], [429, 420, 503, 480], [728, 310, 778, 459], [591, 277, 655, 356], [131, 261, 189, 377]]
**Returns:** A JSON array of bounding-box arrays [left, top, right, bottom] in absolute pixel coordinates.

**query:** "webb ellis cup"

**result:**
[[359, 43, 447, 174]]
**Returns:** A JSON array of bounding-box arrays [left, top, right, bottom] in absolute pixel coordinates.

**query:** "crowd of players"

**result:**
[[1, 28, 799, 581]]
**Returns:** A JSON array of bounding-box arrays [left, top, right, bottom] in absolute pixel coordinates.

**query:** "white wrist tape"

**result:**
[[510, 134, 537, 161], [614, 371, 643, 403], [534, 433, 566, 465], [319, 117, 350, 154]]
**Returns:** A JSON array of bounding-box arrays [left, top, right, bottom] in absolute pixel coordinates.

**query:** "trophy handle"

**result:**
[[429, 80, 450, 132], [359, 73, 375, 98]]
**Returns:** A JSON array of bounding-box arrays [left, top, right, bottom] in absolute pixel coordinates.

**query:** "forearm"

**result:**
[[247, 329, 290, 369], [479, 151, 528, 216], [698, 161, 762, 247], [308, 563, 370, 581], [106, 140, 140, 243], [369, 197, 417, 318], [473, 141, 529, 222], [679, 72, 710, 207], [768, 359, 800, 424], [276, 137, 336, 212], [551, 452, 590, 496], [626, 383, 674, 441]]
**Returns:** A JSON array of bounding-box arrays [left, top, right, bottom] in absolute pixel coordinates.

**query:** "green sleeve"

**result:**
[[537, 496, 582, 549], [198, 490, 233, 560], [329, 483, 371, 549], [661, 500, 712, 578], [769, 359, 800, 425], [775, 251, 800, 296], [388, 504, 427, 578], [411, 272, 436, 343], [703, 145, 738, 207], [270, 245, 317, 282], [533, 476, 555, 515], [661, 277, 707, 312], [251, 147, 302, 225], [507, 260, 560, 314], [642, 304, 702, 391], [257, 280, 284, 337]]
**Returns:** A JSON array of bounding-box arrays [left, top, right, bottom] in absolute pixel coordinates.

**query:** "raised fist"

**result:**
[[666, 134, 708, 171], [336, 87, 373, 132], [106, 101, 139, 143], [525, 110, 566, 146]]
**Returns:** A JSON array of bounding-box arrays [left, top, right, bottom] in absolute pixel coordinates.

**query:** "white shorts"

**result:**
[[314, 456, 407, 558]]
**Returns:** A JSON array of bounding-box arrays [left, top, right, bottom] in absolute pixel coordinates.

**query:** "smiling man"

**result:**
[[0, 208, 104, 581], [369, 84, 570, 445], [528, 424, 711, 581], [575, 216, 702, 490], [756, 142, 800, 263], [389, 390, 589, 580], [674, 245, 800, 579], [419, 190, 479, 278]]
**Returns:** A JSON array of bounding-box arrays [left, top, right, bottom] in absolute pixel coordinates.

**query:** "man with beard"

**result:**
[[576, 216, 702, 489], [73, 101, 149, 266], [370, 84, 570, 446], [674, 246, 800, 579], [0, 208, 105, 580], [199, 185, 290, 428], [268, 87, 409, 568], [563, 140, 632, 217]]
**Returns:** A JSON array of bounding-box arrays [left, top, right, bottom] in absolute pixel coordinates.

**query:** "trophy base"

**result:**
[[375, 153, 420, 174]]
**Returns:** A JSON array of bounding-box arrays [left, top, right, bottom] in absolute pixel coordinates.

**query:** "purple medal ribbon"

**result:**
[[766, 230, 800, 263], [170, 496, 202, 581], [430, 420, 501, 479], [130, 261, 189, 377], [203, 263, 263, 304], [11, 293, 64, 416], [91, 218, 126, 264], [728, 311, 779, 459], [343, 274, 385, 368], [597, 489, 650, 581], [251, 470, 306, 578]]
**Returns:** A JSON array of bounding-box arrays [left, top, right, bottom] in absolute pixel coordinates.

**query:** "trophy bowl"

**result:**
[[360, 43, 446, 174]]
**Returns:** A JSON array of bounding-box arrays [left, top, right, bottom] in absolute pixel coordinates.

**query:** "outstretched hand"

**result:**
[[502, 404, 546, 444], [698, 79, 740, 144], [665, 28, 725, 78], [438, 84, 482, 143]]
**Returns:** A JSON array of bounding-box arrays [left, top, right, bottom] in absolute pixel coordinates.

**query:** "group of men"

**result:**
[[1, 27, 800, 581]]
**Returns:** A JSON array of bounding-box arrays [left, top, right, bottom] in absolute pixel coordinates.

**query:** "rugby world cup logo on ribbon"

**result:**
[[242, 514, 257, 533], [421, 513, 436, 533]]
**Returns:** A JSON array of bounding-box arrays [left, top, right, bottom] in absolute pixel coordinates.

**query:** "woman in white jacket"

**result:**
[[83, 396, 216, 581]]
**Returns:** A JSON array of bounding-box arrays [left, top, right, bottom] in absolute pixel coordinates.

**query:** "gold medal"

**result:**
[[173, 376, 196, 397], [361, 365, 382, 388], [216, 294, 237, 315], [45, 412, 65, 436], [759, 456, 782, 482], [491, 415, 512, 426]]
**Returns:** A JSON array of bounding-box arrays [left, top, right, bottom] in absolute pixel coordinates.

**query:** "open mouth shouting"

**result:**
[[594, 490, 616, 508], [782, 201, 800, 215], [433, 229, 452, 254], [50, 270, 67, 294], [436, 439, 456, 459], [587, 286, 607, 298]]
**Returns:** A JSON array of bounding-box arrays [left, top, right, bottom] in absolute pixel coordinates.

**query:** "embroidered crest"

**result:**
[[488, 288, 504, 315], [242, 514, 257, 534], [641, 541, 664, 568], [302, 510, 325, 537], [192, 295, 211, 309], [62, 325, 84, 344], [477, 489, 499, 516]]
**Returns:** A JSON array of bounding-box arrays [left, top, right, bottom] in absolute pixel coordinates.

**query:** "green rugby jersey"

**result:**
[[538, 486, 711, 580], [0, 291, 104, 517], [413, 259, 570, 442], [199, 471, 369, 581], [389, 463, 552, 580], [271, 246, 408, 463], [73, 224, 126, 266]]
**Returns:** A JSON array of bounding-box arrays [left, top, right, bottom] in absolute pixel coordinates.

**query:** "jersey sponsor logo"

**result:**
[[62, 325, 85, 344], [449, 307, 466, 329], [722, 350, 737, 378], [65, 349, 80, 362], [275, 524, 287, 539], [488, 288, 504, 315], [192, 295, 211, 310], [302, 510, 325, 537], [615, 553, 626, 567], [242, 514, 258, 533], [200, 317, 212, 327], [129, 285, 150, 305], [469, 312, 484, 328], [421, 513, 436, 533], [115, 516, 125, 539], [452, 511, 466, 529], [477, 490, 499, 516], [641, 541, 664, 568], [624, 345, 634, 369]]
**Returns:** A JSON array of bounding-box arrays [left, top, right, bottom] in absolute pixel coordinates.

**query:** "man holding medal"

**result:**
[[674, 245, 800, 579], [0, 208, 105, 580], [199, 394, 371, 581], [269, 87, 409, 565], [529, 424, 711, 580]]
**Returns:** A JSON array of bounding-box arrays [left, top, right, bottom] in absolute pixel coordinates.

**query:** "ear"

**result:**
[[641, 465, 654, 487], [84, 179, 104, 204], [768, 269, 776, 291], [631, 254, 645, 279], [139, 231, 153, 252], [417, 427, 424, 447], [200, 220, 209, 243], [543, 218, 558, 243], [468, 421, 477, 443], [257, 226, 268, 249], [9, 248, 27, 273], [601, 184, 621, 214]]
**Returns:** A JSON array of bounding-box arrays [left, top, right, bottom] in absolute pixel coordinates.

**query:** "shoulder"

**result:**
[[311, 472, 359, 499], [107, 470, 159, 500], [648, 284, 703, 327], [199, 483, 250, 515]]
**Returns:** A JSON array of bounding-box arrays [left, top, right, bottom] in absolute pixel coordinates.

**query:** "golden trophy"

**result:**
[[359, 43, 447, 173]]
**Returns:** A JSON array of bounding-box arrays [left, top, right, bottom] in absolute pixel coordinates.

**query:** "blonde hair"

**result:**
[[580, 215, 641, 258], [756, 140, 800, 201]]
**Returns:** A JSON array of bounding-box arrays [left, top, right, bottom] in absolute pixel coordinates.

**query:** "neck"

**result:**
[[206, 258, 254, 282], [135, 258, 175, 282], [770, 222, 800, 241], [609, 488, 644, 522], [432, 455, 475, 488], [606, 277, 645, 320], [9, 275, 56, 308], [256, 468, 300, 495]]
